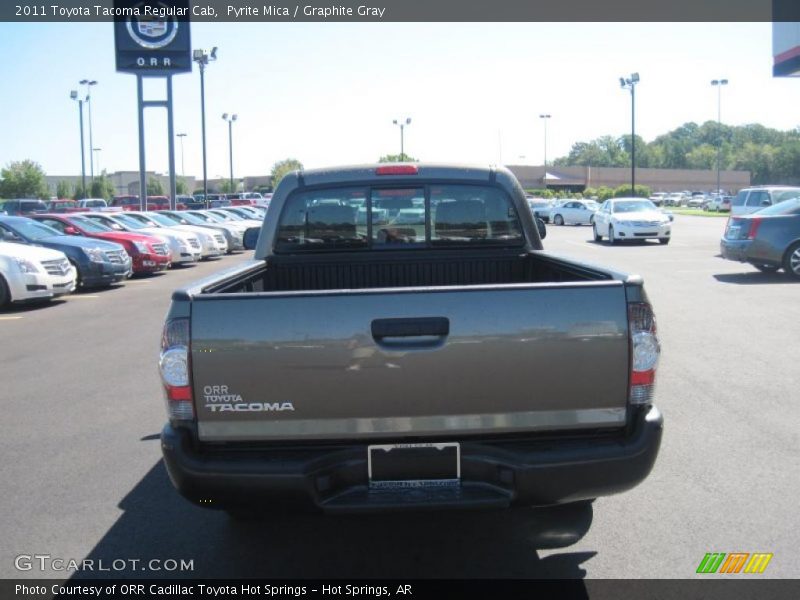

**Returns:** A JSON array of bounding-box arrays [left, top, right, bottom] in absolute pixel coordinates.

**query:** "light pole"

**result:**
[[620, 73, 640, 196], [193, 47, 218, 208], [539, 114, 551, 190], [176, 133, 187, 178], [79, 79, 97, 180], [69, 90, 86, 199], [92, 148, 102, 177], [222, 113, 237, 190], [392, 117, 411, 160], [711, 78, 728, 195]]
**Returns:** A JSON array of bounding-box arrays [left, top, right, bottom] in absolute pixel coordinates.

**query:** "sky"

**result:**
[[0, 22, 798, 181]]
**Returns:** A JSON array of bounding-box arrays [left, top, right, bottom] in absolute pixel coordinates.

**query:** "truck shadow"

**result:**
[[73, 461, 595, 581]]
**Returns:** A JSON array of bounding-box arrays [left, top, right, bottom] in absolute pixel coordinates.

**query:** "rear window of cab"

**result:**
[[274, 184, 524, 252]]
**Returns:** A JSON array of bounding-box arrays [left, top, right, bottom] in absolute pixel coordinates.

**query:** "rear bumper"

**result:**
[[162, 406, 663, 513], [720, 238, 781, 267]]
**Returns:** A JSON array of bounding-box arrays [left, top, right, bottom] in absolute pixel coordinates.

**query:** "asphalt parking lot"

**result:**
[[1, 214, 798, 580]]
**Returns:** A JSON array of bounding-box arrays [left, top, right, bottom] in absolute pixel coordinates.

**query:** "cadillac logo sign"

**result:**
[[126, 4, 179, 50], [115, 0, 191, 76]]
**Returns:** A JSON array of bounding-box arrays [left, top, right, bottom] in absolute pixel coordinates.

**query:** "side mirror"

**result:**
[[760, 200, 770, 207], [243, 227, 260, 250], [64, 226, 79, 235], [536, 218, 547, 240]]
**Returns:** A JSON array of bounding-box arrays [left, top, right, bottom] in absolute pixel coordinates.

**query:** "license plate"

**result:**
[[368, 442, 460, 489]]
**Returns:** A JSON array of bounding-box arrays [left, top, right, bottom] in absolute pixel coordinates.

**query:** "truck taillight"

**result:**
[[159, 318, 194, 420], [629, 302, 660, 406]]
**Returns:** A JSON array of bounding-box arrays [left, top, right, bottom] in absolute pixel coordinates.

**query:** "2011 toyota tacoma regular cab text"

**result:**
[[158, 164, 663, 517]]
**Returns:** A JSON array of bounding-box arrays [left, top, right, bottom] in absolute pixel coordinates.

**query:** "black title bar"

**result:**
[[3, 0, 800, 22]]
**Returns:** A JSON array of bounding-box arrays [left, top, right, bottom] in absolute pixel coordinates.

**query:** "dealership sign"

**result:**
[[114, 0, 191, 76]]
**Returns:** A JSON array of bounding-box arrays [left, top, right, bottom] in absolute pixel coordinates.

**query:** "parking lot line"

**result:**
[[0, 316, 23, 320], [68, 295, 100, 299]]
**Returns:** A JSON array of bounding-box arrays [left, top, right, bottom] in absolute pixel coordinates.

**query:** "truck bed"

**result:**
[[200, 249, 612, 295]]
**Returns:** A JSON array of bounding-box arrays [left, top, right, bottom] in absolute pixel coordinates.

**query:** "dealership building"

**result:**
[[505, 165, 751, 194]]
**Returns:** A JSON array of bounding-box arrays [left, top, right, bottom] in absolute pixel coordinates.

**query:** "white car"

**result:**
[[592, 198, 672, 245], [550, 200, 600, 226], [124, 212, 227, 258], [0, 241, 76, 307], [83, 212, 202, 266]]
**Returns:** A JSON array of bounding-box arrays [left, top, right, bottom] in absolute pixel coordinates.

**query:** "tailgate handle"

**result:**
[[371, 317, 450, 340]]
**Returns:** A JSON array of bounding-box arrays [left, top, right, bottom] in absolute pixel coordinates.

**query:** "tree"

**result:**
[[0, 160, 48, 199], [613, 184, 651, 198], [146, 178, 164, 196], [270, 158, 303, 191], [56, 180, 73, 199], [90, 173, 115, 200], [175, 178, 188, 195], [378, 154, 418, 163], [217, 179, 237, 193]]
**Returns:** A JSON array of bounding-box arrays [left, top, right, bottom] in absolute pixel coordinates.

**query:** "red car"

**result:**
[[112, 195, 186, 211], [31, 214, 171, 274]]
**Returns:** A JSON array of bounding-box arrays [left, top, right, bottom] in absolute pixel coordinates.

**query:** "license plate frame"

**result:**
[[367, 442, 461, 489]]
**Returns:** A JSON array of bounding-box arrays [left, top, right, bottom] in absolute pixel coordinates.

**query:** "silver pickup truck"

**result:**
[[159, 164, 663, 516]]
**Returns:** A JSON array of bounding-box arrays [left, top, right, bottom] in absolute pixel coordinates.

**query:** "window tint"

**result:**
[[746, 191, 769, 207], [755, 197, 800, 216], [732, 191, 748, 206], [39, 219, 66, 233], [430, 185, 522, 244], [275, 184, 523, 252], [372, 188, 425, 245], [772, 190, 800, 204], [276, 187, 368, 251]]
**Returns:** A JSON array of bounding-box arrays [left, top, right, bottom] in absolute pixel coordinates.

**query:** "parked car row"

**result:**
[[0, 205, 266, 309]]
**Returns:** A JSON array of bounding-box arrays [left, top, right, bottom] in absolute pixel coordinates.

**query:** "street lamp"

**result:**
[[392, 117, 411, 160], [711, 78, 729, 195], [176, 133, 187, 178], [79, 79, 97, 180], [620, 72, 640, 196], [539, 114, 551, 190], [69, 90, 86, 199], [193, 47, 218, 208], [92, 148, 102, 176], [222, 113, 238, 190]]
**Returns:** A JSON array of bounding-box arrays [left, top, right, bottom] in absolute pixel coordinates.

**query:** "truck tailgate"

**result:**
[[191, 282, 630, 442]]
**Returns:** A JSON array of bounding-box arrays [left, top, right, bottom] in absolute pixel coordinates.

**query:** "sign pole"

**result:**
[[137, 74, 147, 212], [167, 75, 177, 210]]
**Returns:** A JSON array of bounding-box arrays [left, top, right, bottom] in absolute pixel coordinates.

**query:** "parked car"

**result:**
[[0, 239, 76, 307], [170, 210, 244, 251], [592, 198, 672, 245], [720, 196, 800, 278], [206, 208, 262, 229], [704, 196, 732, 212], [664, 193, 684, 207], [730, 186, 800, 216], [0, 216, 131, 288], [550, 200, 600, 226], [648, 193, 667, 206], [0, 199, 49, 216], [158, 163, 662, 519], [83, 212, 202, 266], [686, 194, 706, 208], [527, 199, 553, 223], [122, 212, 227, 259], [29, 214, 171, 274], [218, 206, 266, 221]]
